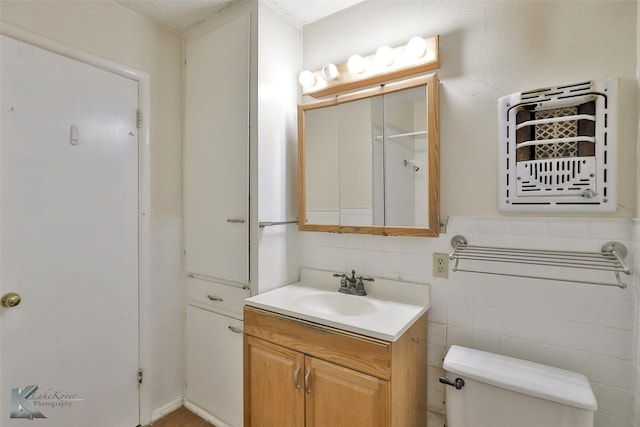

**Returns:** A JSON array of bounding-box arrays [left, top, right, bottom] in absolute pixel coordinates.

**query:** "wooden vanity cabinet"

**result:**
[[243, 306, 427, 427]]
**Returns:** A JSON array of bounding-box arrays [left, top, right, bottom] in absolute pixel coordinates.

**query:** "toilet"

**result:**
[[441, 345, 597, 427]]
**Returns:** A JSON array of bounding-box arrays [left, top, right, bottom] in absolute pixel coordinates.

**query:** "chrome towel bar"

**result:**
[[258, 220, 298, 228], [449, 235, 632, 288]]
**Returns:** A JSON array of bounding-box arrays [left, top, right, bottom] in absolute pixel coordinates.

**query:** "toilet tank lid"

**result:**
[[443, 345, 597, 411]]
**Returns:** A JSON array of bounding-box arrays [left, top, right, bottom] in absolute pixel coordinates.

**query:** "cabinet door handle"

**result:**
[[228, 325, 243, 334], [226, 218, 246, 223], [304, 367, 312, 396], [207, 295, 223, 302], [294, 363, 301, 392]]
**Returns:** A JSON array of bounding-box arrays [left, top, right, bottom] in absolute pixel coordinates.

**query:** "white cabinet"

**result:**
[[183, 11, 252, 426], [184, 12, 250, 286], [185, 305, 244, 427]]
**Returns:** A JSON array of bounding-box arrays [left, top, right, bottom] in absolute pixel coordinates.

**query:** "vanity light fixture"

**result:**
[[300, 35, 439, 98]]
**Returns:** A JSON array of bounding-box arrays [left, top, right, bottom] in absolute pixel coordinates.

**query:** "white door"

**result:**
[[0, 35, 140, 427]]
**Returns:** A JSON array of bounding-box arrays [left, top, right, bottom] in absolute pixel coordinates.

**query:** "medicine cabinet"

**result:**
[[298, 73, 439, 236]]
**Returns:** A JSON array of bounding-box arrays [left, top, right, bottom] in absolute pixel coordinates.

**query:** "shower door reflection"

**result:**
[[381, 85, 428, 227]]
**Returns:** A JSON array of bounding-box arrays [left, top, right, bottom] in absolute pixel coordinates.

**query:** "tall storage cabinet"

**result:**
[[183, 2, 301, 426], [184, 12, 250, 286], [183, 9, 253, 427]]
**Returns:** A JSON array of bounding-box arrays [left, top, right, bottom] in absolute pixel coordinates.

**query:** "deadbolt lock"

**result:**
[[1, 292, 21, 308]]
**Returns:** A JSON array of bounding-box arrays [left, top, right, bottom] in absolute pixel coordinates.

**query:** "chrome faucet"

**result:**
[[333, 270, 374, 296]]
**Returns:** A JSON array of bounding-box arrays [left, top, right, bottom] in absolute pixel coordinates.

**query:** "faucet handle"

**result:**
[[354, 276, 372, 296], [334, 272, 349, 293]]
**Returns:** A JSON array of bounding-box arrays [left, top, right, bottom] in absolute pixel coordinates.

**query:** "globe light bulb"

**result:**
[[298, 70, 316, 87], [376, 46, 394, 67], [347, 55, 366, 74], [407, 36, 427, 59], [321, 63, 339, 80]]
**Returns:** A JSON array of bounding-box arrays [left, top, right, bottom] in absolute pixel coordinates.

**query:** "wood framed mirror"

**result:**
[[298, 73, 439, 236]]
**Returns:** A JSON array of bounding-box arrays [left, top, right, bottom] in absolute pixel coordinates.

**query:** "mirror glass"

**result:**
[[299, 74, 439, 236]]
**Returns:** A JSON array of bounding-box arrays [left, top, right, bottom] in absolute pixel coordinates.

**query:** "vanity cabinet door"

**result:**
[[305, 356, 390, 427], [243, 337, 389, 427], [244, 336, 305, 427]]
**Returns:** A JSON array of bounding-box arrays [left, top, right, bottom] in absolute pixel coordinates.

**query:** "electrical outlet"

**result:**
[[433, 252, 449, 278]]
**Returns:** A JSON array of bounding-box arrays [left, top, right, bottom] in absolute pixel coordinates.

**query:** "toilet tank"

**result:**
[[443, 345, 597, 427]]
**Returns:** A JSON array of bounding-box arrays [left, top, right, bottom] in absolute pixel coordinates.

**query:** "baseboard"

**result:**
[[183, 399, 234, 427], [151, 397, 184, 422]]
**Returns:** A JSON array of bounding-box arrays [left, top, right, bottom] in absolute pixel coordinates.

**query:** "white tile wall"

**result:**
[[299, 216, 636, 427], [150, 218, 185, 412]]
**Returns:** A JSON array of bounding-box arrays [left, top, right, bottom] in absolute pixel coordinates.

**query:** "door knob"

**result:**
[[1, 292, 21, 308]]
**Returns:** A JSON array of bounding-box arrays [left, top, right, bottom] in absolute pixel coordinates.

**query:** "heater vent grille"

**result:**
[[498, 78, 617, 212], [534, 107, 579, 159], [518, 157, 595, 196]]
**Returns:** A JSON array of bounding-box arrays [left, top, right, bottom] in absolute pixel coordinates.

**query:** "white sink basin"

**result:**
[[245, 268, 430, 342], [295, 292, 382, 316]]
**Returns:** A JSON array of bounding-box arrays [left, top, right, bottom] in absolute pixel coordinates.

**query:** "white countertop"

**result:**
[[245, 268, 430, 342]]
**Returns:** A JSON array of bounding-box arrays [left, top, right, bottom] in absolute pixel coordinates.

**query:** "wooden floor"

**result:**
[[148, 407, 217, 427]]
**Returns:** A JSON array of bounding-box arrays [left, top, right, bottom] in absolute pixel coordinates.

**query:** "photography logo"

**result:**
[[10, 385, 46, 419], [10, 385, 83, 419]]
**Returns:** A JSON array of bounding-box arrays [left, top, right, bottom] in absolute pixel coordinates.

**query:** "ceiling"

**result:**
[[115, 0, 366, 33]]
